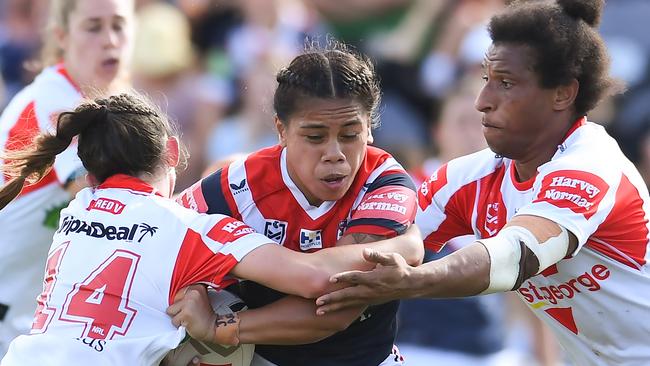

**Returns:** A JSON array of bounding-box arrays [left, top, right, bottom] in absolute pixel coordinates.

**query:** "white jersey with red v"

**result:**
[[417, 118, 650, 366], [0, 64, 85, 356], [1, 175, 270, 366], [177, 145, 417, 366]]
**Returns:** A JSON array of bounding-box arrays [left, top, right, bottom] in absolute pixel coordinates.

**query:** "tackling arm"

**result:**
[[315, 215, 578, 313], [169, 226, 423, 345]]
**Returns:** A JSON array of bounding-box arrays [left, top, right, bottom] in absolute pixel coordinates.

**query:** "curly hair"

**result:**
[[488, 0, 622, 116]]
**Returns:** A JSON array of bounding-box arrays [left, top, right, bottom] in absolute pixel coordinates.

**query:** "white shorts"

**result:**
[[251, 345, 404, 366]]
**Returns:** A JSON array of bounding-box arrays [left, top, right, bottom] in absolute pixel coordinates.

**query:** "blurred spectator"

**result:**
[[133, 2, 231, 192], [0, 0, 49, 105]]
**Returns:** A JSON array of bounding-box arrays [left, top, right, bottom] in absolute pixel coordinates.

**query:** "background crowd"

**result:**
[[1, 0, 649, 365]]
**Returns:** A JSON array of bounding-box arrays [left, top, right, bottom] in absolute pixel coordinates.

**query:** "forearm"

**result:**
[[238, 296, 364, 345], [408, 242, 491, 298], [363, 226, 424, 266], [337, 226, 423, 266]]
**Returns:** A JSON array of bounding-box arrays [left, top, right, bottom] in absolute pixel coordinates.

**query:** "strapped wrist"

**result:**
[[213, 313, 241, 346]]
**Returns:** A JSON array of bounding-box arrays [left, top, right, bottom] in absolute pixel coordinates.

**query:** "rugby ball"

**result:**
[[164, 289, 254, 366]]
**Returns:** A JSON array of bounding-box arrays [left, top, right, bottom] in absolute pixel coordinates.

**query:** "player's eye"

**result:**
[[341, 133, 360, 141], [306, 135, 324, 142]]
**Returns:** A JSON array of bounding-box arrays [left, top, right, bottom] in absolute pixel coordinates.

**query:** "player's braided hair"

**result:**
[[274, 43, 381, 128], [488, 0, 623, 117], [0, 93, 185, 209]]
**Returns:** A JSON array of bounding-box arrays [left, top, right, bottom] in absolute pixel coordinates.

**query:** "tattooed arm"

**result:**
[[337, 228, 423, 266]]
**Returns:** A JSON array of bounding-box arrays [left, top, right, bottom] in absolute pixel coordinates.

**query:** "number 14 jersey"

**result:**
[[1, 174, 270, 366]]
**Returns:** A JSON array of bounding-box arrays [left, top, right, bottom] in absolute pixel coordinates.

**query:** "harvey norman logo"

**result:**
[[534, 170, 608, 219]]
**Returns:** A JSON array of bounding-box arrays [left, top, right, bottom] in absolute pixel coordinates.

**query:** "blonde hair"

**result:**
[[40, 0, 78, 67]]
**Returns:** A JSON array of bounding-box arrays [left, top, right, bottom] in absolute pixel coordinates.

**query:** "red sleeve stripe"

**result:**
[[169, 229, 238, 305], [3, 101, 58, 195]]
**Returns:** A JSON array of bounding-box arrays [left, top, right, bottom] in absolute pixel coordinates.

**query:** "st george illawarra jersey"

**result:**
[[1, 175, 272, 366], [417, 118, 650, 366], [0, 64, 84, 356], [177, 145, 417, 366]]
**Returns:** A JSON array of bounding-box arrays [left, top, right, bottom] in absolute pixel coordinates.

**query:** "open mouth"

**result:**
[[321, 174, 347, 187], [101, 58, 120, 70]]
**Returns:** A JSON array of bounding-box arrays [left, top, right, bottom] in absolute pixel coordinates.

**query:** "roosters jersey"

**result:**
[[0, 64, 84, 355], [1, 175, 271, 366], [417, 118, 650, 366], [177, 145, 417, 366]]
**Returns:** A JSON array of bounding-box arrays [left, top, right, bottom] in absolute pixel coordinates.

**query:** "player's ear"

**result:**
[[275, 116, 287, 147], [54, 25, 67, 53], [166, 136, 180, 168], [367, 122, 374, 144], [86, 174, 99, 187], [553, 79, 579, 112]]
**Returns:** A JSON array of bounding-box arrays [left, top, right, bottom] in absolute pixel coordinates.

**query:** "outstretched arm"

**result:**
[[226, 228, 422, 345], [315, 215, 578, 313], [168, 226, 423, 345], [229, 224, 422, 299]]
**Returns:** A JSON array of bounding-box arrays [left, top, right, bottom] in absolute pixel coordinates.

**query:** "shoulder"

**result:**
[[30, 66, 82, 120], [419, 148, 504, 207], [2, 66, 81, 131], [541, 122, 628, 183]]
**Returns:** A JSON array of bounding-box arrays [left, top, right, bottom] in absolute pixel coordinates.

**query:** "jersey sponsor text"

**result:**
[[519, 264, 610, 306], [534, 170, 609, 219], [57, 216, 157, 243], [86, 198, 126, 215]]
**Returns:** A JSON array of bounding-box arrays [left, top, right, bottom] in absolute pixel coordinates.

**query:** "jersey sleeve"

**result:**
[[346, 170, 417, 238], [416, 162, 479, 252], [168, 214, 271, 304], [176, 168, 234, 216], [516, 156, 619, 254]]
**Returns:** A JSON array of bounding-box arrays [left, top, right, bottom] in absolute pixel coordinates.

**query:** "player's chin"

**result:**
[[316, 180, 350, 201]]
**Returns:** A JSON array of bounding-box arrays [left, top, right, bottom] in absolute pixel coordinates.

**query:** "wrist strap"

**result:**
[[213, 313, 241, 346]]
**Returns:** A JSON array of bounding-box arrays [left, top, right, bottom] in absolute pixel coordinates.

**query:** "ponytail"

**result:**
[[1, 93, 185, 210], [0, 105, 103, 209]]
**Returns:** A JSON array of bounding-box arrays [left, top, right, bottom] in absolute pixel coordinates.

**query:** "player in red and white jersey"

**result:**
[[175, 47, 421, 366], [0, 94, 421, 366], [0, 0, 134, 354], [316, 1, 650, 365]]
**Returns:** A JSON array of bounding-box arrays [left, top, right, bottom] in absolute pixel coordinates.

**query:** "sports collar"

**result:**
[[97, 174, 162, 197], [561, 116, 587, 143], [55, 63, 82, 93]]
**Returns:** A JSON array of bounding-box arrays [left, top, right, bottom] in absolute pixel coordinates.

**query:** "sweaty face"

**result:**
[[475, 43, 558, 160], [60, 0, 134, 93], [278, 98, 373, 206]]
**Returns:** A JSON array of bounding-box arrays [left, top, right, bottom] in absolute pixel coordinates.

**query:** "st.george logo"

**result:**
[[299, 229, 322, 251], [264, 220, 288, 245]]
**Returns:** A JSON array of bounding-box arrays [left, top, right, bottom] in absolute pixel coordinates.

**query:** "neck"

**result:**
[[513, 114, 578, 182], [141, 169, 175, 198]]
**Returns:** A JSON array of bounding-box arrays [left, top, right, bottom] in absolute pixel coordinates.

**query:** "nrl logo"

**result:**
[[264, 220, 288, 245]]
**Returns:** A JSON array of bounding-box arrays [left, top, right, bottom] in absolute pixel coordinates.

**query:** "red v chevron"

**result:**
[[545, 307, 578, 334]]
